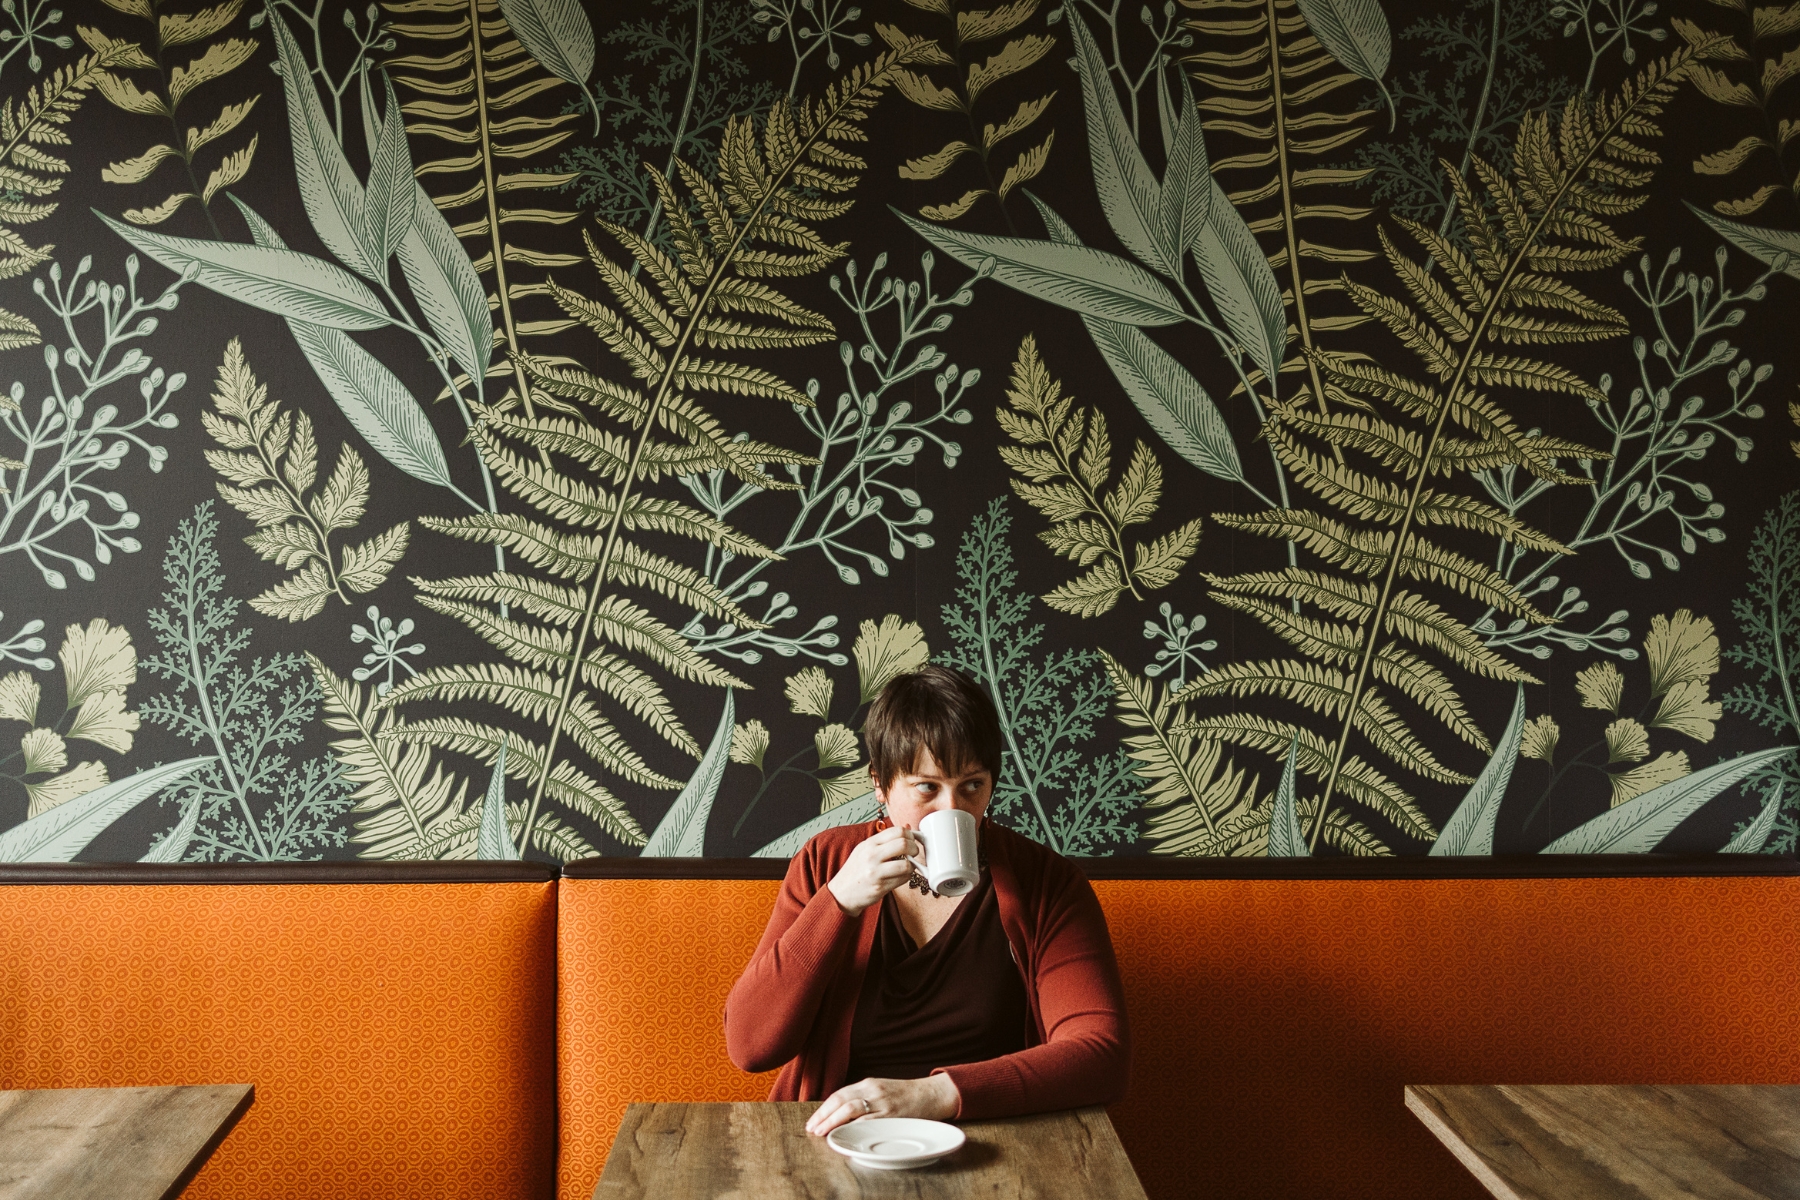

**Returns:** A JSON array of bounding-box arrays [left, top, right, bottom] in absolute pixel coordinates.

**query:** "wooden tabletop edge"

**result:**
[[152, 1084, 257, 1200], [1403, 1086, 1528, 1200]]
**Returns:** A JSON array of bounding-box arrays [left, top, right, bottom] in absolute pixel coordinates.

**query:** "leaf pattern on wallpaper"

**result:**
[[729, 617, 929, 838], [203, 339, 409, 621], [385, 0, 587, 409], [938, 498, 1139, 854], [390, 46, 926, 860], [1192, 47, 1710, 849], [1101, 647, 1390, 856], [1673, 2, 1800, 217], [0, 618, 139, 818], [139, 502, 353, 861], [0, 40, 133, 344], [878, 0, 1058, 224], [1723, 493, 1800, 851], [899, 7, 1300, 540], [997, 334, 1200, 617], [83, 0, 260, 232], [311, 653, 505, 860], [1185, 0, 1380, 412], [1516, 610, 1725, 832]]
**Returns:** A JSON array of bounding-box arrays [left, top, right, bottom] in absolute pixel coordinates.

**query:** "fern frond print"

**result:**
[[1197, 47, 1708, 849], [203, 339, 409, 622], [1184, 0, 1379, 412], [84, 0, 260, 232], [385, 0, 586, 408], [399, 46, 925, 859], [999, 334, 1201, 617], [0, 39, 132, 334], [879, 0, 1057, 224], [1673, 4, 1800, 217]]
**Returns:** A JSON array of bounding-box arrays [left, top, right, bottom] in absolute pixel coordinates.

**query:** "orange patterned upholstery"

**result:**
[[1096, 877, 1800, 1200], [0, 879, 558, 1200], [556, 877, 782, 1200], [556, 871, 1800, 1200]]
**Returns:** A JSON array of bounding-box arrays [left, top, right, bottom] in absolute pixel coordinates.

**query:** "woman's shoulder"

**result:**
[[791, 821, 879, 878], [984, 819, 1088, 896]]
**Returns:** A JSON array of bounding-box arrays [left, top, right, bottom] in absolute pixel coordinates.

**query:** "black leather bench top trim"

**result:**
[[0, 862, 559, 884], [4, 856, 1791, 884], [562, 853, 1800, 881]]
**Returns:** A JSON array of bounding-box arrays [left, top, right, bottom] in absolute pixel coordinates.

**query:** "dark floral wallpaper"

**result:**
[[0, 0, 1794, 863]]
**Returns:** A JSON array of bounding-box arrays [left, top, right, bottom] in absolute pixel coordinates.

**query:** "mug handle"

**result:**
[[905, 826, 928, 870]]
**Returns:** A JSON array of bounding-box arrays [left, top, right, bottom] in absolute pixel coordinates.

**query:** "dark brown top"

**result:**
[[844, 870, 1030, 1083]]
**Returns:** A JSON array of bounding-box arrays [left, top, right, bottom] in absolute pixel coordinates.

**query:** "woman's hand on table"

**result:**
[[825, 825, 918, 916], [805, 1074, 960, 1137]]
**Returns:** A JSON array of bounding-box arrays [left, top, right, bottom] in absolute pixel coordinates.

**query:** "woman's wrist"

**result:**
[[826, 875, 867, 917], [926, 1071, 961, 1119]]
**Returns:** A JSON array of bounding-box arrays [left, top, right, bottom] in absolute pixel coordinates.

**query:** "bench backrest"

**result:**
[[0, 864, 559, 1200], [557, 871, 782, 1200], [556, 858, 1800, 1200], [1094, 868, 1800, 1198]]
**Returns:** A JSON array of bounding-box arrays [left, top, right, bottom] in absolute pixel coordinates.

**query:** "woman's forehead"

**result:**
[[900, 747, 989, 780]]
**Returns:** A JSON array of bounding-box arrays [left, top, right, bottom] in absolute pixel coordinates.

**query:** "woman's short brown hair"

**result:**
[[865, 664, 1003, 788]]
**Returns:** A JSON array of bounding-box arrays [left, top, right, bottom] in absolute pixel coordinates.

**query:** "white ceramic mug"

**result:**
[[909, 809, 979, 897]]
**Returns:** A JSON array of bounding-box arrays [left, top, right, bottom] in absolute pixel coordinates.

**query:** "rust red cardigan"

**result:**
[[723, 819, 1131, 1119]]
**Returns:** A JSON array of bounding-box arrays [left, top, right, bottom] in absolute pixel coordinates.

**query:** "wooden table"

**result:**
[[0, 1085, 254, 1200], [594, 1101, 1147, 1198], [1406, 1084, 1800, 1200]]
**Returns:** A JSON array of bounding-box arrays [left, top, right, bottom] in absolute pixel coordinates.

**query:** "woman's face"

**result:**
[[873, 748, 993, 829]]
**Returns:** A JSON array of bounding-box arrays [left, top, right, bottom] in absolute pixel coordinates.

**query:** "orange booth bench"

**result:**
[[7, 855, 1799, 1199]]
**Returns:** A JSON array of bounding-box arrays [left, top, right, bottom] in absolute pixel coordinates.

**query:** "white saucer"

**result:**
[[826, 1117, 966, 1170]]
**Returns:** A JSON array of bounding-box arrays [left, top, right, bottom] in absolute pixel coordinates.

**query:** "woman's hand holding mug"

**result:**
[[826, 824, 919, 916]]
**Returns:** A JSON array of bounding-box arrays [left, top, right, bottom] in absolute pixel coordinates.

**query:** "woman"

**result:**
[[724, 665, 1130, 1137]]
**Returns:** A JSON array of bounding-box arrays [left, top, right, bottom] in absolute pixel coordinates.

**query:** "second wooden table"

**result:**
[[594, 1101, 1147, 1199], [1406, 1083, 1800, 1200], [0, 1084, 255, 1200]]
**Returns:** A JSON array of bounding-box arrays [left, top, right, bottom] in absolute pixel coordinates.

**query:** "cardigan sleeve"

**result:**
[[723, 836, 862, 1074], [934, 868, 1130, 1119]]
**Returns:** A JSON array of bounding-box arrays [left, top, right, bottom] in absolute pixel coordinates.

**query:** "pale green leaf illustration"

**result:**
[[1431, 685, 1525, 856], [230, 196, 456, 492], [140, 796, 199, 862], [893, 208, 1189, 325], [1267, 735, 1307, 856], [1031, 194, 1242, 483], [397, 181, 494, 392], [1722, 782, 1782, 852], [1685, 202, 1800, 279], [496, 0, 599, 132], [1193, 177, 1290, 385], [362, 71, 414, 270], [478, 737, 518, 859], [752, 789, 881, 858], [0, 756, 213, 862], [0, 306, 40, 351], [1158, 72, 1212, 261], [355, 69, 492, 392], [1087, 320, 1242, 484], [854, 615, 930, 704], [785, 667, 834, 720], [1294, 0, 1395, 124], [269, 9, 378, 278], [642, 689, 734, 858], [287, 322, 454, 492], [1541, 746, 1796, 854], [1066, 6, 1170, 275], [95, 209, 391, 330]]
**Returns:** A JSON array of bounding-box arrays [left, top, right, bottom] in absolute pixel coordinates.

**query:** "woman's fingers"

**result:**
[[805, 1087, 871, 1136]]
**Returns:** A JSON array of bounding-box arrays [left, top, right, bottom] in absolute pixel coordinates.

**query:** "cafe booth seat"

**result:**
[[0, 862, 558, 1200], [556, 855, 1800, 1200], [6, 855, 1799, 1200]]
